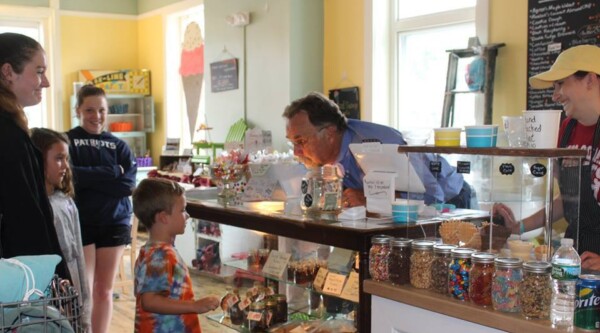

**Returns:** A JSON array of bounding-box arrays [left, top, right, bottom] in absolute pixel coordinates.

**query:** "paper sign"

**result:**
[[261, 250, 291, 278], [313, 267, 328, 292], [239, 297, 251, 311], [322, 272, 346, 295], [327, 248, 354, 274], [340, 271, 360, 303], [363, 171, 395, 200]]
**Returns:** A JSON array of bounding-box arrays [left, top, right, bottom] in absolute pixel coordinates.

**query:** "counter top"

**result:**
[[185, 198, 440, 250], [364, 280, 588, 333]]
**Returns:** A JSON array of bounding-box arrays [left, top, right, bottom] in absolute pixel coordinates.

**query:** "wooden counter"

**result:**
[[186, 198, 439, 333], [364, 280, 589, 333]]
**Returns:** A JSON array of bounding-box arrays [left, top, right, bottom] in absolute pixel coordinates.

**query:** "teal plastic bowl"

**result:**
[[391, 201, 420, 223], [466, 134, 497, 148], [465, 125, 498, 136]]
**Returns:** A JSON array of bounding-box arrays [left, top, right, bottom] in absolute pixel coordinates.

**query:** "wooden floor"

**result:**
[[109, 230, 236, 333]]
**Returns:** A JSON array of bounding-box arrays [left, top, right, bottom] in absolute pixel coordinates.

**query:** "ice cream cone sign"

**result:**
[[180, 22, 204, 141]]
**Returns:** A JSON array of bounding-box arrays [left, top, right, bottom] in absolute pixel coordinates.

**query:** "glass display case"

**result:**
[[394, 146, 585, 259]]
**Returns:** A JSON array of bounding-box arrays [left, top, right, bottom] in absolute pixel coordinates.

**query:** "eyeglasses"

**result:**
[[288, 125, 330, 149]]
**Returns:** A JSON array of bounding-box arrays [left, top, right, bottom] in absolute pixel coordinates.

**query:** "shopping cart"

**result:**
[[0, 275, 82, 332]]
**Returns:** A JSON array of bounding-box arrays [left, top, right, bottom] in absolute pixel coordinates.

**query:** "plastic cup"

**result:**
[[522, 110, 562, 148], [502, 116, 527, 147]]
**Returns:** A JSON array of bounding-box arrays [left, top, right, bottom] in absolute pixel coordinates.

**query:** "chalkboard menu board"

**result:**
[[210, 58, 239, 92], [329, 86, 360, 119], [527, 0, 599, 110]]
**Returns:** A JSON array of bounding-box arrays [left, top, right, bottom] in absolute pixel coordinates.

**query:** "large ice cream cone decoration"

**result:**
[[180, 22, 204, 141]]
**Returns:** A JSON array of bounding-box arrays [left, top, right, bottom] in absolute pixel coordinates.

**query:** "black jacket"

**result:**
[[67, 126, 137, 227], [0, 111, 69, 278]]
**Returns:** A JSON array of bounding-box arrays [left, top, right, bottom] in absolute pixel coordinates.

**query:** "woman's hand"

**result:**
[[342, 188, 366, 208], [581, 251, 600, 271]]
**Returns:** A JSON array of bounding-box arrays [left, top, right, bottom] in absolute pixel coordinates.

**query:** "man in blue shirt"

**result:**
[[283, 92, 471, 208]]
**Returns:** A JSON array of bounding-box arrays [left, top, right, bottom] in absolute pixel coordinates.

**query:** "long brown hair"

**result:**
[[0, 33, 43, 132], [30, 127, 75, 197]]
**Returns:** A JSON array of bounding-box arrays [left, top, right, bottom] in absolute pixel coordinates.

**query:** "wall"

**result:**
[[60, 15, 139, 127], [204, 0, 323, 151], [323, 0, 364, 116]]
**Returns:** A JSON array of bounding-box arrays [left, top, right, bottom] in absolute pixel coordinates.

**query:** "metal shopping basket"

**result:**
[[0, 275, 82, 332]]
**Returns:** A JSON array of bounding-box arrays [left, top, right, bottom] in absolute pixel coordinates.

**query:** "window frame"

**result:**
[[0, 3, 60, 130], [364, 0, 488, 128]]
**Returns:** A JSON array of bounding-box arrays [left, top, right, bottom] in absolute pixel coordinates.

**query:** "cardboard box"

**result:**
[[78, 69, 151, 95]]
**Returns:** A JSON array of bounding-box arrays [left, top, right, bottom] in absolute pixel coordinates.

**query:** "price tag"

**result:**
[[322, 272, 346, 295], [226, 295, 239, 308], [313, 267, 329, 292], [247, 311, 262, 322], [261, 250, 291, 278], [238, 298, 251, 311], [340, 271, 359, 303]]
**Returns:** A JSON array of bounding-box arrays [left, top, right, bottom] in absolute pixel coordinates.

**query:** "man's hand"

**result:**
[[342, 188, 366, 208], [581, 251, 600, 271]]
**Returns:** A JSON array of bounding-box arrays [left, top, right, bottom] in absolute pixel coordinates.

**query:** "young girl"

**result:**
[[30, 127, 91, 331], [67, 85, 137, 333]]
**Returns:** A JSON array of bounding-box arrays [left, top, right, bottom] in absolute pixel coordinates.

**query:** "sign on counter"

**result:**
[[261, 250, 291, 278]]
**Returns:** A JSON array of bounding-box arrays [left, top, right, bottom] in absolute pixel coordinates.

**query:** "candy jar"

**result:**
[[520, 261, 552, 319], [449, 248, 476, 300], [492, 257, 523, 313], [388, 238, 412, 285], [410, 240, 435, 289], [369, 235, 391, 281], [469, 252, 497, 306], [431, 244, 456, 294]]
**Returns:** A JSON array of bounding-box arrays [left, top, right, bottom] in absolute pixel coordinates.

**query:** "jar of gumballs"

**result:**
[[449, 248, 476, 300]]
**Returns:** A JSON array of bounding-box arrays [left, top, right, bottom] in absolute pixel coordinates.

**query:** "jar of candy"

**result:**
[[431, 244, 456, 294], [273, 294, 287, 324], [369, 235, 391, 281], [410, 240, 435, 289], [449, 248, 476, 300], [264, 298, 277, 328], [469, 252, 497, 306], [247, 301, 267, 332], [520, 261, 552, 319], [388, 238, 412, 285], [301, 165, 342, 213], [492, 257, 523, 313]]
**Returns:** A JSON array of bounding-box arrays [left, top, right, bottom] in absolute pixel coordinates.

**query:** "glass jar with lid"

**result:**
[[273, 294, 287, 324], [492, 257, 523, 313], [369, 235, 391, 281], [389, 238, 412, 285], [469, 252, 497, 306], [520, 261, 552, 319], [431, 244, 456, 294], [449, 248, 476, 300], [410, 240, 435, 289], [247, 301, 267, 332], [301, 165, 342, 213]]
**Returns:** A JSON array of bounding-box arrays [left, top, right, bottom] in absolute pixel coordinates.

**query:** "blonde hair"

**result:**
[[133, 178, 185, 229]]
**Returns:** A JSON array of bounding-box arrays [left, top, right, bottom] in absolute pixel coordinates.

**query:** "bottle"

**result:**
[[301, 165, 342, 214], [448, 248, 476, 300], [551, 238, 581, 328], [469, 252, 497, 307], [430, 244, 455, 293], [409, 240, 435, 289], [389, 238, 412, 286], [492, 257, 523, 313], [521, 261, 552, 319], [228, 288, 244, 325], [369, 235, 391, 281]]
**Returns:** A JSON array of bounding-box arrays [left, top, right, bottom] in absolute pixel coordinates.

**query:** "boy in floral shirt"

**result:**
[[133, 178, 219, 333]]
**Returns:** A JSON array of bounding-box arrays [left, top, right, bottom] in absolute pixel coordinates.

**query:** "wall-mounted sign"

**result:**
[[79, 69, 151, 95], [210, 58, 239, 92], [329, 86, 360, 119]]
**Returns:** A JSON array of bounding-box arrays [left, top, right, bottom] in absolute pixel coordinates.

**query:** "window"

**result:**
[[165, 5, 205, 150], [0, 6, 57, 129], [392, 0, 477, 134]]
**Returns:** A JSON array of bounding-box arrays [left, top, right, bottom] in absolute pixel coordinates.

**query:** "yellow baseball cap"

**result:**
[[529, 45, 600, 89]]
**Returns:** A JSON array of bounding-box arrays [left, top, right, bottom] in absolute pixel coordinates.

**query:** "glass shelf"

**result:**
[[221, 259, 358, 304]]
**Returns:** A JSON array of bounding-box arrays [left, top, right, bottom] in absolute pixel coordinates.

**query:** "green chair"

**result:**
[[193, 118, 247, 164]]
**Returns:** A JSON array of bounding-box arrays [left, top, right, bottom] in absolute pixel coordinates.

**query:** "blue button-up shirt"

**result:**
[[336, 119, 464, 204]]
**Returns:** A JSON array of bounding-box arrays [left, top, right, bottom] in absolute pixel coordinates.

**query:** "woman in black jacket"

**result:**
[[0, 32, 69, 278]]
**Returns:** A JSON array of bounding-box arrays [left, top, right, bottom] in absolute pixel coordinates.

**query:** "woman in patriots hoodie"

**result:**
[[67, 84, 137, 333]]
